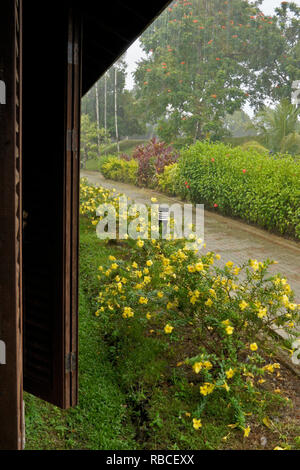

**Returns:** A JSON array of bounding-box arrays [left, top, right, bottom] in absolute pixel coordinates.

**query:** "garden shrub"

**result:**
[[157, 163, 179, 196], [240, 140, 269, 155], [177, 141, 300, 239], [100, 155, 138, 184], [80, 179, 300, 437], [132, 138, 178, 187]]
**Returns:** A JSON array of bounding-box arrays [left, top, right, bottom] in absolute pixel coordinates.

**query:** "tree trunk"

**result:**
[[193, 121, 199, 144], [95, 82, 101, 154], [104, 73, 107, 132], [114, 68, 120, 153]]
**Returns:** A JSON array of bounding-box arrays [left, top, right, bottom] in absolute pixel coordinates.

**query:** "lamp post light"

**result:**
[[158, 205, 169, 239]]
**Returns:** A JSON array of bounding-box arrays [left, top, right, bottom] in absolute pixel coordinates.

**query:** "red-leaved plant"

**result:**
[[132, 138, 178, 187]]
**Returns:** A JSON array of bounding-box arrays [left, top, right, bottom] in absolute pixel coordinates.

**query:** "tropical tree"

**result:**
[[250, 99, 300, 153], [80, 114, 110, 168], [134, 0, 300, 142]]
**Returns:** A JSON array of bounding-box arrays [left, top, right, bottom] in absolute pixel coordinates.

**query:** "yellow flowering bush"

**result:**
[[80, 179, 300, 433]]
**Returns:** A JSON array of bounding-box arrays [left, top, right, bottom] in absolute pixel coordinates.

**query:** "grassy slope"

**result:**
[[24, 218, 137, 450], [85, 139, 148, 171]]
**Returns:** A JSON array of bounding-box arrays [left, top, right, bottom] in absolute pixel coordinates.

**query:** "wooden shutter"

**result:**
[[0, 0, 24, 450], [22, 6, 81, 409]]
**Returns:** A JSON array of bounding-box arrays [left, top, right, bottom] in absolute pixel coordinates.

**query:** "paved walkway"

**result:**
[[81, 170, 300, 303]]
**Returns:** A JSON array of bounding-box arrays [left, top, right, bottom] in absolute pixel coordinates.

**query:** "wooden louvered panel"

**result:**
[[0, 0, 23, 450]]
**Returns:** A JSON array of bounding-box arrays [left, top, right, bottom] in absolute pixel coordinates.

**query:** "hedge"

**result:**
[[99, 155, 138, 184], [177, 141, 300, 239]]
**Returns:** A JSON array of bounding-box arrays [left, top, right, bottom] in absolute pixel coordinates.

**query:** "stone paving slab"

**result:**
[[81, 170, 300, 303]]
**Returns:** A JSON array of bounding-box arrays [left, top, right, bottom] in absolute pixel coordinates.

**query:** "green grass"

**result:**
[[102, 139, 147, 156], [85, 158, 102, 171], [85, 139, 148, 171], [24, 218, 137, 450], [25, 216, 300, 450]]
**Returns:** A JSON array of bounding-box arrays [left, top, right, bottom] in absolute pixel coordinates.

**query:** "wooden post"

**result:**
[[0, 0, 23, 450]]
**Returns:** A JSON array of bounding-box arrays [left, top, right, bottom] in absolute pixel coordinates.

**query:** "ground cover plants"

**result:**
[[78, 178, 300, 449]]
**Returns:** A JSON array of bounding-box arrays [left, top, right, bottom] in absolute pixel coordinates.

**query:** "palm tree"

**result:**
[[251, 99, 300, 154]]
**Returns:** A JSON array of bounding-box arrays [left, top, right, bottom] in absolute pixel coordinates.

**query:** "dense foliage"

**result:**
[[100, 139, 300, 239], [80, 179, 300, 441], [177, 141, 300, 239]]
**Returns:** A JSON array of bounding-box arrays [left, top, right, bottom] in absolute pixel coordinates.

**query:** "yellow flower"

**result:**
[[151, 197, 157, 203], [258, 307, 267, 318], [215, 254, 221, 260], [164, 324, 174, 334], [239, 300, 249, 311], [226, 261, 234, 269], [209, 288, 216, 298], [137, 240, 144, 248], [222, 381, 230, 392], [200, 382, 215, 396], [157, 291, 164, 298], [132, 262, 138, 269], [193, 362, 202, 374], [273, 446, 284, 450], [188, 265, 196, 273], [109, 255, 116, 261], [205, 298, 213, 307], [195, 262, 204, 272], [146, 260, 153, 267], [139, 296, 148, 305], [243, 426, 251, 437], [225, 368, 235, 379], [111, 263, 118, 270], [281, 295, 289, 307], [250, 343, 258, 351], [201, 361, 212, 371], [250, 259, 259, 271], [123, 307, 134, 319], [192, 418, 202, 430], [226, 326, 234, 335], [146, 313, 152, 320]]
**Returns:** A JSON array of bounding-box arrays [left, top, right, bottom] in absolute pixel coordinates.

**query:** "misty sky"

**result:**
[[124, 0, 300, 90]]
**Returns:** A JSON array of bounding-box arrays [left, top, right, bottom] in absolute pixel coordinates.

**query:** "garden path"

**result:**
[[81, 170, 300, 305]]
